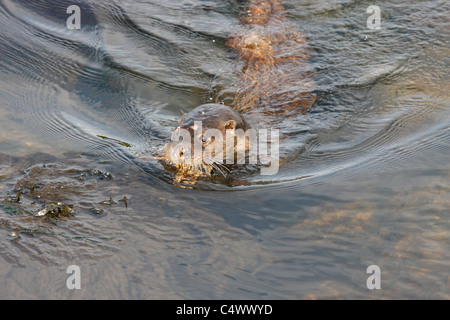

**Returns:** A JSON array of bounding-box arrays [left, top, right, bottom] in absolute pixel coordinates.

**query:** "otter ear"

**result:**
[[178, 110, 185, 124], [224, 119, 237, 130]]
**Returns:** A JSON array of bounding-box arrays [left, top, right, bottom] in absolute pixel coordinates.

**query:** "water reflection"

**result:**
[[0, 0, 448, 299]]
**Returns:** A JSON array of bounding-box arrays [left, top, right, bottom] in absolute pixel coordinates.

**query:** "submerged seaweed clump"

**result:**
[[36, 202, 74, 218]]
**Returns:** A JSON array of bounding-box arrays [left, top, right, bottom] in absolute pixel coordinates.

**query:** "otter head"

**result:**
[[164, 103, 252, 177]]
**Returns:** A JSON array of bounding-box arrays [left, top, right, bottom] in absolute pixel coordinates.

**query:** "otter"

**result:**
[[141, 0, 315, 180], [163, 103, 253, 178]]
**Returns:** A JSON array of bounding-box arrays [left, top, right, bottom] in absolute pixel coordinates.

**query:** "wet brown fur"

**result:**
[[226, 0, 315, 115]]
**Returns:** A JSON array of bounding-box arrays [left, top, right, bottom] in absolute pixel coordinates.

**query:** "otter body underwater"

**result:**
[[141, 0, 315, 181]]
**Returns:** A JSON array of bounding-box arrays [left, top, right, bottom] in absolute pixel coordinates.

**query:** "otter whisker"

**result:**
[[213, 165, 226, 177], [215, 162, 231, 173], [209, 162, 227, 176], [203, 157, 227, 177]]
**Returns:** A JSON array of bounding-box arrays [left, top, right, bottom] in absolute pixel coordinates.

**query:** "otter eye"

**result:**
[[179, 147, 185, 158], [201, 135, 209, 143]]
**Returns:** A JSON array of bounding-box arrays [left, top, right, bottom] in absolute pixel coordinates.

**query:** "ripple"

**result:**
[[0, 0, 449, 299]]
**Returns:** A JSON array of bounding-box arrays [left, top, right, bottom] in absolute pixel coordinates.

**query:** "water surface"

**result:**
[[0, 0, 449, 299]]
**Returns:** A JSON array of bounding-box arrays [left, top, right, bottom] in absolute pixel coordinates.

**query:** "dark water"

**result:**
[[0, 0, 449, 299]]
